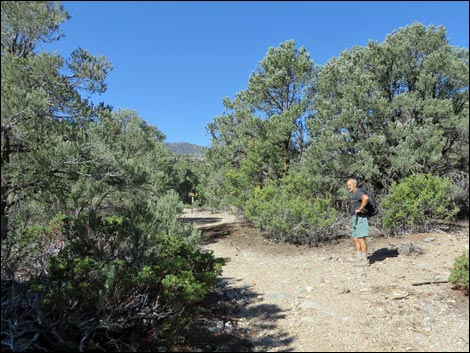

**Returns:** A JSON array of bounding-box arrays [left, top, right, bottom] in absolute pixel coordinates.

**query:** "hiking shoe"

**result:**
[[353, 258, 369, 267]]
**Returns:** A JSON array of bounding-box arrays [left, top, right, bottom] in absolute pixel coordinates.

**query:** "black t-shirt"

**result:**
[[350, 189, 367, 217]]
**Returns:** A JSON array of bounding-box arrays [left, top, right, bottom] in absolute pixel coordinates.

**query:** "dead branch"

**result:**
[[411, 280, 449, 286]]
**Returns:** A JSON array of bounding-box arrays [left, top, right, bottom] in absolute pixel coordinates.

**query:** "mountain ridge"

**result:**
[[164, 142, 206, 156]]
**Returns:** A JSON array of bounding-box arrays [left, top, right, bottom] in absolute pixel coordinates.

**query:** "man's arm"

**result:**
[[356, 194, 369, 214]]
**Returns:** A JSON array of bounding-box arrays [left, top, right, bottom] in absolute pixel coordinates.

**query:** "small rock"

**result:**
[[388, 291, 409, 300], [299, 301, 323, 309], [399, 243, 424, 256]]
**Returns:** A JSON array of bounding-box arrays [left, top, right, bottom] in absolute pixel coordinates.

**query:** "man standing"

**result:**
[[346, 178, 369, 267]]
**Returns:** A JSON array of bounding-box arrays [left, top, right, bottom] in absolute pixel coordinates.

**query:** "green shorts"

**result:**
[[352, 216, 369, 238]]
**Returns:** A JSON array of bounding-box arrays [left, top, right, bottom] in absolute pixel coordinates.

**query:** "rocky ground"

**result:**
[[180, 209, 469, 352]]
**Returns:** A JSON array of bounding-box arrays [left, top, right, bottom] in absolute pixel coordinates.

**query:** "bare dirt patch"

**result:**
[[184, 208, 469, 352]]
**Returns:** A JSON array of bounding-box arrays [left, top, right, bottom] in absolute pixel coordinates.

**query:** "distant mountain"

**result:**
[[164, 142, 206, 156]]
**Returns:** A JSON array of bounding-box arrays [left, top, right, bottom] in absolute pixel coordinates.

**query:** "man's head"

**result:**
[[346, 178, 358, 193]]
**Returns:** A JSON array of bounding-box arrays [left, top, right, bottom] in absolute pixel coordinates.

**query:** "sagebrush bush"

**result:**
[[244, 176, 337, 245], [381, 174, 460, 235], [449, 252, 469, 295]]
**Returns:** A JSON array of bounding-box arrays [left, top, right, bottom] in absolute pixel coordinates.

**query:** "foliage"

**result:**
[[2, 212, 224, 351], [204, 40, 319, 220], [205, 25, 468, 242], [449, 251, 469, 295], [1, 1, 113, 241], [243, 39, 317, 159], [2, 5, 469, 350], [206, 40, 316, 197], [1, 1, 70, 57], [244, 173, 337, 245], [0, 213, 67, 280], [381, 174, 460, 235], [170, 157, 207, 204], [303, 22, 469, 194], [145, 189, 202, 245], [198, 165, 232, 210], [204, 96, 263, 209], [1, 3, 225, 351]]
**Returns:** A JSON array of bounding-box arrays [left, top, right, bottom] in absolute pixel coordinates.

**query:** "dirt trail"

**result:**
[[181, 209, 469, 352]]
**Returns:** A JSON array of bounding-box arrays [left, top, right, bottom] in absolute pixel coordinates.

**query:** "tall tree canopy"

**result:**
[[244, 40, 317, 156], [1, 1, 112, 239], [204, 23, 468, 242], [206, 40, 317, 207], [303, 22, 469, 192]]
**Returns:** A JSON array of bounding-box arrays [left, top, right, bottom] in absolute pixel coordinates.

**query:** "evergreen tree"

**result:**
[[1, 4, 223, 350], [1, 1, 112, 239], [303, 23, 469, 194], [206, 40, 316, 208]]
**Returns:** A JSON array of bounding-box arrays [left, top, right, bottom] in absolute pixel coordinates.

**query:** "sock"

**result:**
[[356, 251, 362, 259], [362, 253, 368, 260]]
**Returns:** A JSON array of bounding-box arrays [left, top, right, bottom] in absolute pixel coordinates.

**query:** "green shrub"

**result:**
[[145, 189, 202, 244], [381, 174, 459, 235], [449, 252, 469, 295], [29, 212, 224, 351], [1, 213, 69, 280], [244, 176, 337, 245]]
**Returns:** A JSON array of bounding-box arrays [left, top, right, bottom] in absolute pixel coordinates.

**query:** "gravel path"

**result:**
[[183, 209, 469, 352]]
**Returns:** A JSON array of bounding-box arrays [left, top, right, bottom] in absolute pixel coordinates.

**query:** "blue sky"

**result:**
[[43, 1, 469, 146]]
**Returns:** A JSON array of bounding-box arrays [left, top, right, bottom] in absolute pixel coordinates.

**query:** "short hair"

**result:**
[[347, 178, 357, 186]]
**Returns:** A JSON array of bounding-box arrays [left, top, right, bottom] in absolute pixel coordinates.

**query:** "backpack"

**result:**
[[359, 189, 379, 217]]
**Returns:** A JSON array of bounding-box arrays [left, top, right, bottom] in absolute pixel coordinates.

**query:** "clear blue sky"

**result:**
[[43, 1, 469, 146]]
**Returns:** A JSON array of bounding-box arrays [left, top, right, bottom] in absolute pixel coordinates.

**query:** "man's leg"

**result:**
[[356, 217, 369, 262], [352, 217, 369, 266], [357, 237, 368, 259], [352, 238, 362, 259], [352, 216, 362, 260], [353, 238, 369, 266]]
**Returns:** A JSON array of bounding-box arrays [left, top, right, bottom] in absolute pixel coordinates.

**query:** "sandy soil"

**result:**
[[181, 208, 469, 352]]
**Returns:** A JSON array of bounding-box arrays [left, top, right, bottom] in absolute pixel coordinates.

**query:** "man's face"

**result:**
[[346, 180, 356, 193]]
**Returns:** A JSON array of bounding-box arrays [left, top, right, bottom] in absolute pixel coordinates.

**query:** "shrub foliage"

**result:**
[[381, 174, 460, 235], [449, 252, 469, 295]]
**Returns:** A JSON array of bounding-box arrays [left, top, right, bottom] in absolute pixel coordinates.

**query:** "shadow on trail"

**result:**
[[192, 221, 295, 350], [199, 223, 241, 244], [179, 216, 223, 225], [194, 277, 295, 352], [368, 247, 399, 265]]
